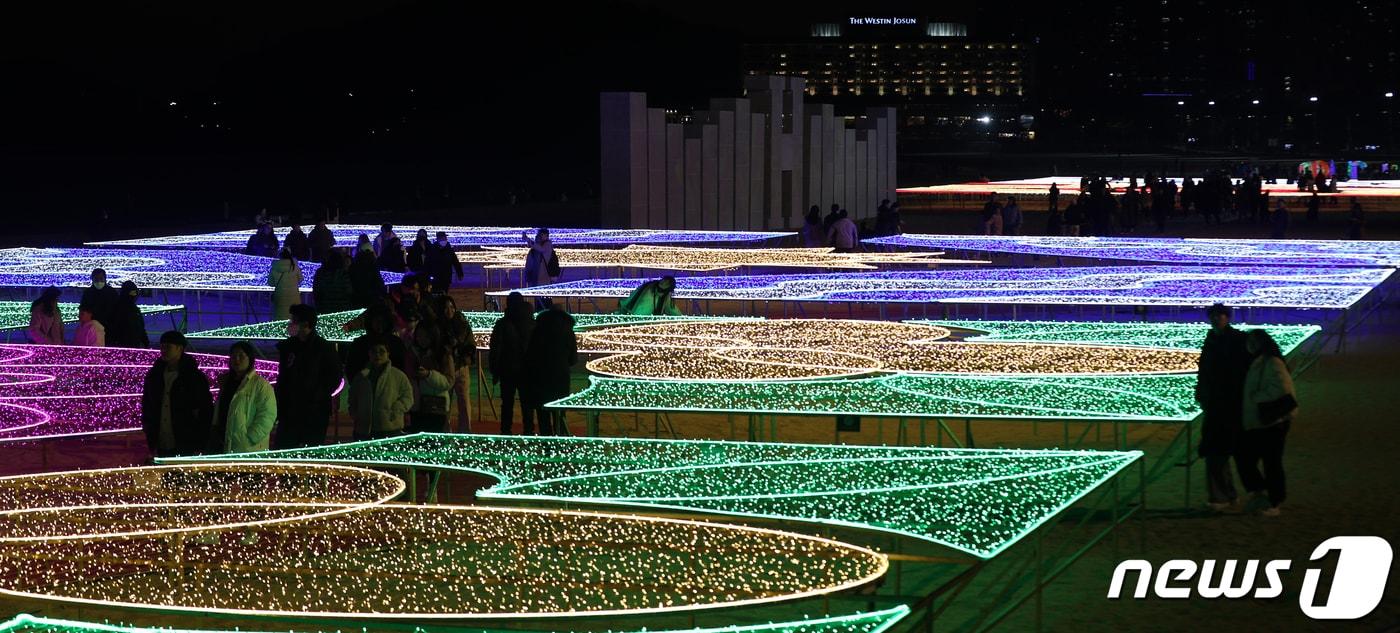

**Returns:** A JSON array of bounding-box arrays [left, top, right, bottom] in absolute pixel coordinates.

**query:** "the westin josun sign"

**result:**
[[848, 16, 919, 25]]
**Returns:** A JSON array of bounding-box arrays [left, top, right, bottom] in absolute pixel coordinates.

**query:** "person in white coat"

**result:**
[[1237, 329, 1297, 517], [267, 248, 304, 320], [212, 341, 278, 454], [350, 343, 414, 440]]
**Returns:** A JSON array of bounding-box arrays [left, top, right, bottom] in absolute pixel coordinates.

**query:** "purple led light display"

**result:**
[[86, 226, 795, 251], [863, 234, 1400, 268], [490, 266, 1393, 309], [0, 345, 279, 443], [0, 248, 402, 292]]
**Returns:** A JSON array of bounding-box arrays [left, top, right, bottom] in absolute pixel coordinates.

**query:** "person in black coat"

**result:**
[[406, 229, 432, 273], [107, 280, 151, 348], [426, 231, 464, 294], [141, 331, 213, 457], [521, 305, 577, 436], [308, 222, 336, 263], [1195, 303, 1252, 510], [488, 293, 534, 435], [245, 223, 280, 257], [349, 249, 387, 309], [283, 224, 312, 262], [275, 304, 343, 449], [79, 268, 119, 328]]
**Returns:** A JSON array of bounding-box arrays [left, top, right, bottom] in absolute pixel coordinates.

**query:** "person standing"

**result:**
[[1348, 198, 1366, 240], [308, 222, 336, 263], [372, 223, 398, 258], [488, 293, 534, 434], [275, 305, 342, 449], [283, 224, 312, 262], [267, 249, 303, 320], [1195, 303, 1252, 511], [800, 206, 824, 247], [1270, 200, 1290, 239], [405, 312, 454, 434], [406, 228, 432, 273], [141, 331, 213, 458], [245, 223, 280, 258], [107, 280, 150, 348], [980, 194, 1003, 235], [1120, 186, 1142, 233], [439, 295, 477, 432], [344, 304, 408, 379], [1305, 192, 1320, 223], [349, 249, 387, 309], [378, 237, 407, 273], [1237, 329, 1297, 517], [522, 228, 558, 288], [1000, 197, 1023, 236], [72, 304, 105, 347], [426, 231, 464, 294], [827, 210, 859, 252], [28, 287, 64, 345], [1047, 183, 1060, 213], [211, 341, 277, 454], [80, 268, 119, 328], [522, 306, 577, 436], [312, 250, 354, 315], [349, 343, 414, 440]]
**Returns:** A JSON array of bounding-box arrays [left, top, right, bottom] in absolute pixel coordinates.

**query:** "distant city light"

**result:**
[[1207, 101, 1216, 105], [1309, 96, 1318, 102], [1252, 99, 1260, 105], [1387, 92, 1395, 98], [167, 101, 176, 107], [976, 115, 992, 124], [1176, 101, 1184, 105]]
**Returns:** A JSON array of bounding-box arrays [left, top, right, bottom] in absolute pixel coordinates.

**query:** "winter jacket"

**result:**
[[274, 333, 342, 449], [350, 252, 387, 308], [350, 365, 414, 438], [522, 309, 577, 406], [1195, 326, 1251, 456], [283, 229, 311, 261], [73, 320, 105, 347], [79, 284, 119, 326], [1241, 355, 1296, 430], [406, 240, 431, 272], [215, 371, 278, 453], [523, 240, 556, 287], [488, 316, 532, 383], [107, 297, 150, 348], [28, 306, 63, 345], [412, 368, 454, 413], [345, 331, 408, 381], [312, 267, 354, 315], [141, 354, 213, 457], [617, 280, 682, 316], [308, 226, 336, 262], [267, 258, 304, 320]]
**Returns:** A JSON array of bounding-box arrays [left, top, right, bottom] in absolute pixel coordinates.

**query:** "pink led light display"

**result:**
[[0, 345, 279, 443]]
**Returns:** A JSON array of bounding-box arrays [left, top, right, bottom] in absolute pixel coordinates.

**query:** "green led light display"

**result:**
[[187, 310, 757, 343], [0, 301, 182, 332], [0, 606, 910, 633], [919, 320, 1321, 354], [169, 434, 1142, 559]]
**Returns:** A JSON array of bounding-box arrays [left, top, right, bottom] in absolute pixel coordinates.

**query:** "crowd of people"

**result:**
[[799, 200, 903, 252], [27, 268, 151, 348], [1194, 303, 1299, 517]]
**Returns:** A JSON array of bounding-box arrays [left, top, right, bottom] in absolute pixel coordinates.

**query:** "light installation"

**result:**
[[456, 244, 984, 271], [0, 606, 911, 633], [896, 175, 1400, 199], [921, 319, 1321, 354], [491, 265, 1392, 309], [0, 248, 402, 292], [169, 433, 1142, 559], [0, 345, 279, 443], [0, 463, 886, 619], [186, 308, 758, 344], [86, 225, 796, 250], [578, 320, 1200, 381], [0, 301, 182, 332], [863, 234, 1400, 268]]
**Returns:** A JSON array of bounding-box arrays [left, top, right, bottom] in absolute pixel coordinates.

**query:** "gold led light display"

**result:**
[[457, 244, 984, 271]]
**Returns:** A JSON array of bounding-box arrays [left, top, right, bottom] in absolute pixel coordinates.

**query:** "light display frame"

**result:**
[[0, 301, 183, 333], [86, 225, 796, 250], [0, 248, 402, 293], [489, 265, 1392, 309], [863, 234, 1400, 268], [0, 344, 280, 443], [456, 244, 984, 272], [922, 319, 1322, 354], [0, 463, 888, 620], [896, 175, 1400, 199], [169, 433, 1143, 559], [0, 606, 912, 633]]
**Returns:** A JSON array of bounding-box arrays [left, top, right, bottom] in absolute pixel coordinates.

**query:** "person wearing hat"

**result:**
[[141, 331, 213, 457], [27, 287, 64, 345], [211, 341, 277, 454], [274, 304, 342, 449], [1195, 303, 1252, 511]]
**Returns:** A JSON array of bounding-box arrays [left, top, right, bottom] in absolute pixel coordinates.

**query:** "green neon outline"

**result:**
[[0, 302, 183, 333], [167, 433, 1142, 559]]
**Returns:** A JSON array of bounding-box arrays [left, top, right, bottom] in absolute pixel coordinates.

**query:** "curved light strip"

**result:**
[[86, 225, 796, 250], [456, 244, 983, 271], [0, 301, 183, 333], [0, 605, 913, 633]]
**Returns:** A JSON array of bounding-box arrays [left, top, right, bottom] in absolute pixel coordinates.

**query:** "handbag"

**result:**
[[419, 393, 449, 416], [1256, 394, 1297, 427]]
